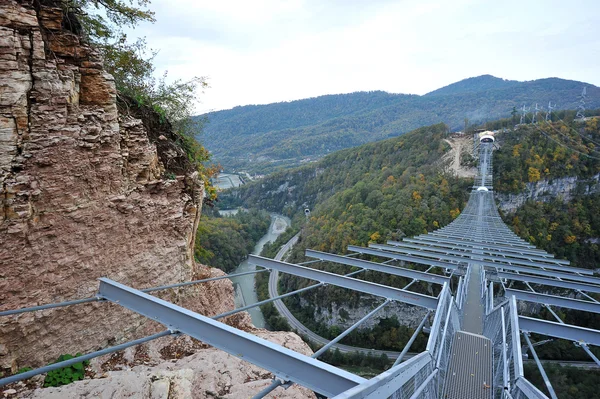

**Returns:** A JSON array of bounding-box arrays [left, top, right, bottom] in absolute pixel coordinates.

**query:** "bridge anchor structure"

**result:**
[[2, 136, 600, 398]]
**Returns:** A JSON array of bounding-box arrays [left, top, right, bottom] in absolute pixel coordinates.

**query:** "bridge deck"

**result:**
[[443, 331, 493, 399], [462, 263, 484, 334]]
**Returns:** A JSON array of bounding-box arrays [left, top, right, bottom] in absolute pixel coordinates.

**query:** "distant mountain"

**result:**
[[196, 75, 600, 173], [425, 75, 519, 97]]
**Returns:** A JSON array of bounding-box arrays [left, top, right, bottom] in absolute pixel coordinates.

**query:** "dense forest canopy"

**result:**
[[198, 76, 600, 174]]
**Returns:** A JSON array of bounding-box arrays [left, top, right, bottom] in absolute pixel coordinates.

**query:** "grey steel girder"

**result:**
[[425, 232, 535, 248], [429, 231, 528, 245], [486, 263, 600, 285], [342, 246, 460, 271], [371, 243, 577, 271], [408, 236, 551, 257], [515, 378, 552, 399], [356, 244, 588, 277], [519, 316, 600, 346], [395, 240, 569, 264], [97, 278, 365, 397], [304, 249, 450, 285], [495, 271, 600, 294], [248, 255, 439, 309], [506, 288, 600, 314]]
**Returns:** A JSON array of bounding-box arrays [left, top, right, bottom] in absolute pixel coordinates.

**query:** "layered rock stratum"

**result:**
[[0, 2, 315, 398], [0, 0, 208, 369]]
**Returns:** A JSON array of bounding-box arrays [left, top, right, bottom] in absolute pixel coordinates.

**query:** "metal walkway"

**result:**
[[443, 332, 492, 399], [2, 134, 600, 399]]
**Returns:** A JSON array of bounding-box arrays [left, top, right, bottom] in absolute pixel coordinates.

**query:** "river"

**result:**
[[230, 213, 291, 328]]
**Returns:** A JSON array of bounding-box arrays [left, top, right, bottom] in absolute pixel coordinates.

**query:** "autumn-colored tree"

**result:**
[[528, 167, 541, 183]]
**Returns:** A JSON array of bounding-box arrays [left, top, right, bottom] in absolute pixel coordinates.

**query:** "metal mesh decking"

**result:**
[[443, 331, 493, 399]]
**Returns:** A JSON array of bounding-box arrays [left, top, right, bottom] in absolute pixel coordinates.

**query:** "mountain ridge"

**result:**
[[197, 75, 600, 173]]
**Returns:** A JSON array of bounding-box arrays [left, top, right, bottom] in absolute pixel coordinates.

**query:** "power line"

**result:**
[[526, 117, 600, 161]]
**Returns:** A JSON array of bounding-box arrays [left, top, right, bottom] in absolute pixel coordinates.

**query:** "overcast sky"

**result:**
[[128, 0, 600, 113]]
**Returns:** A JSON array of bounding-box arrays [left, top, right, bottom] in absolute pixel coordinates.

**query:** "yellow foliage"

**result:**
[[433, 220, 439, 228], [369, 231, 381, 243], [528, 167, 541, 183], [412, 191, 422, 202], [449, 208, 460, 219], [512, 144, 522, 157], [549, 222, 559, 231], [564, 235, 577, 244]]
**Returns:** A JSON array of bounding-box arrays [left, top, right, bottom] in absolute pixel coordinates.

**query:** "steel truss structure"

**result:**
[[2, 137, 599, 398]]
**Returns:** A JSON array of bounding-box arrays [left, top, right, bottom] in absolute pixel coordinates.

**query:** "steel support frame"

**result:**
[[346, 245, 461, 271], [506, 288, 600, 314], [249, 255, 439, 309], [523, 333, 558, 399], [98, 278, 365, 397], [519, 316, 600, 346], [409, 236, 549, 256], [388, 240, 570, 265], [364, 244, 590, 277], [515, 378, 550, 399], [305, 249, 450, 285], [495, 271, 600, 294], [486, 263, 600, 285]]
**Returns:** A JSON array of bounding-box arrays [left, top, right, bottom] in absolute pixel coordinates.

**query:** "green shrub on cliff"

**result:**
[[57, 0, 217, 201]]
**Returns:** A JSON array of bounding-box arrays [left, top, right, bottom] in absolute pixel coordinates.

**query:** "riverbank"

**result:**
[[230, 214, 291, 328]]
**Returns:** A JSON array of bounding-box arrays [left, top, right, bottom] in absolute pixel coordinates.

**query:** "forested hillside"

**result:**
[[494, 117, 600, 269], [194, 209, 271, 273], [198, 75, 600, 173]]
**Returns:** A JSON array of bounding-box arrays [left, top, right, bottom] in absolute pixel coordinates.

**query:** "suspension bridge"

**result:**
[[1, 134, 599, 398]]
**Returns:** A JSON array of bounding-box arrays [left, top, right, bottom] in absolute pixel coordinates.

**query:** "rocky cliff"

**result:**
[[495, 173, 600, 213], [0, 0, 217, 371]]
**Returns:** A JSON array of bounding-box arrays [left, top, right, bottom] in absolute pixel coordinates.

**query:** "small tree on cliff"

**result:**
[[59, 0, 217, 201]]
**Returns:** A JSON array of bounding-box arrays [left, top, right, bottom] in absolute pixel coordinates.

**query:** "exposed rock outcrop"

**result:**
[[308, 296, 428, 330], [21, 331, 316, 399], [0, 0, 208, 370], [495, 173, 600, 213]]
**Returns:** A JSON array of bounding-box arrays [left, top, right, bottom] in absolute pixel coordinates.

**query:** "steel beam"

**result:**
[[248, 256, 439, 309], [515, 378, 551, 399], [511, 297, 524, 379], [346, 245, 461, 270], [496, 271, 600, 294], [373, 243, 576, 271], [519, 316, 600, 346], [98, 278, 365, 397], [523, 334, 558, 399], [506, 288, 600, 314], [389, 240, 570, 265], [356, 245, 589, 278], [419, 233, 537, 250], [305, 249, 449, 285], [485, 263, 600, 285], [407, 236, 552, 258]]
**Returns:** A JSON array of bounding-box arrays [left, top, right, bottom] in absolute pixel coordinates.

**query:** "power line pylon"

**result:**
[[546, 101, 555, 122], [576, 87, 587, 120], [532, 103, 541, 124], [520, 104, 530, 124]]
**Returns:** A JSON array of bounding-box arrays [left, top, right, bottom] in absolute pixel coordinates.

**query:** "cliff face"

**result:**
[[495, 173, 600, 213], [0, 0, 215, 370]]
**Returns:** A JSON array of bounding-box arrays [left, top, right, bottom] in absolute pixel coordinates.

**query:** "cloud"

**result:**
[[127, 0, 600, 112]]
